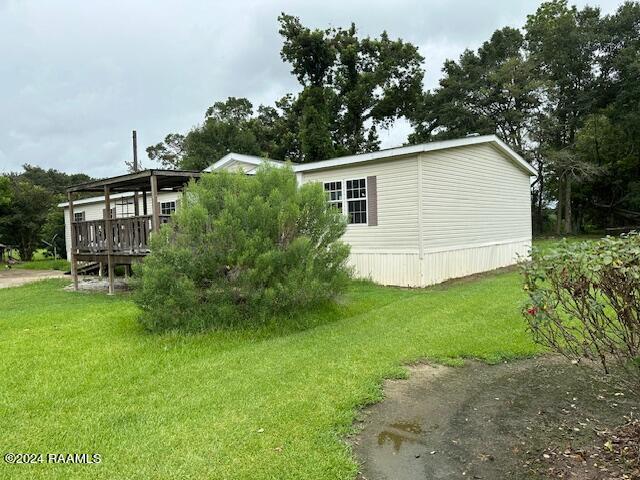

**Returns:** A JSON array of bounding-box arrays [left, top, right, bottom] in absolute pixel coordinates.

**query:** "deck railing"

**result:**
[[72, 215, 171, 254]]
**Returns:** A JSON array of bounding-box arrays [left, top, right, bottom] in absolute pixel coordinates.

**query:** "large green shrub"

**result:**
[[522, 234, 640, 387], [134, 165, 351, 331]]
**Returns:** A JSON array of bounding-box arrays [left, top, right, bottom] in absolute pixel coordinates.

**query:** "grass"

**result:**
[[533, 233, 604, 254], [0, 267, 542, 480], [11, 250, 70, 271]]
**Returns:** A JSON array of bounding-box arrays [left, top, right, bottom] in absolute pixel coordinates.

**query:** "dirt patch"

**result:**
[[62, 276, 132, 293], [0, 268, 66, 288], [352, 357, 639, 480]]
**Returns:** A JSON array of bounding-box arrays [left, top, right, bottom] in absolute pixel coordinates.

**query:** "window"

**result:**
[[74, 212, 85, 222], [323, 181, 343, 211], [160, 201, 176, 215], [323, 178, 367, 224], [347, 199, 367, 224], [117, 198, 134, 217]]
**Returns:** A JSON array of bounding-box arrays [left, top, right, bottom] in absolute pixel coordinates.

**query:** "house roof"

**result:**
[[206, 153, 285, 172], [208, 135, 537, 176], [60, 135, 535, 209]]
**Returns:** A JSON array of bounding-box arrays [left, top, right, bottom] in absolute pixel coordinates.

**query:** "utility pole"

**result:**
[[133, 130, 140, 217], [133, 130, 138, 172]]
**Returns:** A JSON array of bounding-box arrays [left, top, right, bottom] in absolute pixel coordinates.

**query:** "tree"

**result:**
[[41, 208, 66, 259], [146, 97, 297, 170], [0, 179, 52, 261], [409, 26, 540, 152], [134, 165, 351, 331], [0, 177, 10, 208], [149, 15, 425, 168], [572, 2, 640, 229], [146, 133, 185, 170], [18, 164, 92, 195], [279, 13, 424, 159], [298, 87, 336, 161], [0, 165, 93, 258], [525, 0, 601, 234]]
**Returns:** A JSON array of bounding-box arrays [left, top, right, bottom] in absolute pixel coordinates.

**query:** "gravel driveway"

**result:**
[[0, 269, 66, 289]]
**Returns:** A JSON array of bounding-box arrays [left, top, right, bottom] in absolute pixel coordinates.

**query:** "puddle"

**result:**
[[352, 358, 640, 480], [377, 421, 423, 452]]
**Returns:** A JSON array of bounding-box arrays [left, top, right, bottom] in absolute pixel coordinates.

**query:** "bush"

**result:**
[[522, 234, 640, 388], [134, 165, 351, 331]]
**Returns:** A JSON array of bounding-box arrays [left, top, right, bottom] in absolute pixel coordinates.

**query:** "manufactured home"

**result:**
[[60, 134, 535, 291]]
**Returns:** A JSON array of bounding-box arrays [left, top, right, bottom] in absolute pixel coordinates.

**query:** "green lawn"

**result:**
[[0, 267, 542, 479], [11, 250, 70, 271]]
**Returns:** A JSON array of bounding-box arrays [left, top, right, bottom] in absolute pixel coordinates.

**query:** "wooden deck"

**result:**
[[72, 215, 171, 256], [66, 169, 200, 294]]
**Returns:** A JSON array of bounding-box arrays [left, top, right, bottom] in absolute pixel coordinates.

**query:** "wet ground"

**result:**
[[352, 357, 639, 480], [0, 268, 65, 288]]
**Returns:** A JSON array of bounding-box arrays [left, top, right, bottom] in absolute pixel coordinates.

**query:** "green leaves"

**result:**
[[521, 233, 640, 389], [134, 166, 351, 332], [0, 178, 53, 261]]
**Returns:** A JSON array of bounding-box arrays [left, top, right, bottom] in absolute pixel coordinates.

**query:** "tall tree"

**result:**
[[278, 13, 424, 160], [409, 26, 540, 152], [19, 164, 92, 195], [147, 97, 296, 170], [573, 2, 640, 229], [0, 166, 93, 258], [525, 0, 601, 233], [149, 15, 425, 168], [408, 26, 544, 230], [0, 177, 10, 208], [0, 179, 52, 261]]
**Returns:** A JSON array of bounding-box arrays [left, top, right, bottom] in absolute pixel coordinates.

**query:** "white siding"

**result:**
[[418, 143, 532, 284], [421, 239, 531, 286], [299, 155, 421, 254], [214, 146, 532, 287], [420, 143, 531, 251], [297, 156, 422, 286]]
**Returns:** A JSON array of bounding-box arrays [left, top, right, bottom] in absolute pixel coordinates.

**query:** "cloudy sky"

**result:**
[[0, 0, 625, 178]]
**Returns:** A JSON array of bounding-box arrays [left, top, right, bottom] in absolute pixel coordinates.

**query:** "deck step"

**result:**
[[65, 262, 101, 276]]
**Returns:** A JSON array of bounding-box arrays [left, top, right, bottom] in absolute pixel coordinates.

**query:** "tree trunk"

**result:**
[[556, 176, 564, 235], [537, 164, 545, 234], [564, 177, 572, 235]]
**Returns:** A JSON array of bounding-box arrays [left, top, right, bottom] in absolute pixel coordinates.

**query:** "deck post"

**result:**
[[104, 186, 115, 295], [142, 190, 147, 216], [67, 192, 79, 291], [150, 173, 160, 232], [133, 192, 140, 217]]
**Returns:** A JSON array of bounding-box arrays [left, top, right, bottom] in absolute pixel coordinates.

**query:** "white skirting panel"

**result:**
[[348, 252, 422, 287], [420, 239, 531, 286], [348, 239, 531, 287]]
